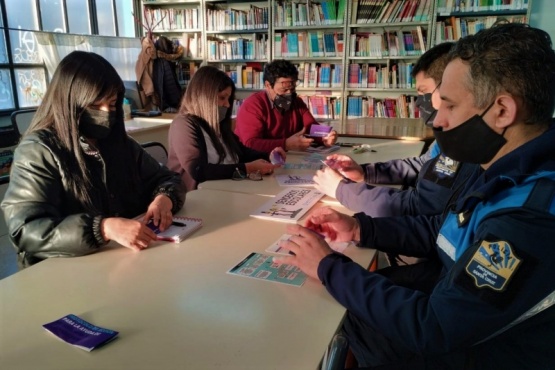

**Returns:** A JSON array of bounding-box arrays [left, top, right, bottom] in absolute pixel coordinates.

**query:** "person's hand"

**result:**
[[269, 147, 287, 166], [325, 154, 365, 182], [245, 159, 277, 175], [101, 217, 158, 251], [313, 167, 343, 198], [144, 194, 174, 231], [304, 206, 360, 242], [285, 127, 314, 151], [273, 224, 334, 280], [322, 129, 338, 146]]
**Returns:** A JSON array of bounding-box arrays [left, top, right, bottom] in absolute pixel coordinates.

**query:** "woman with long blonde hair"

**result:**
[[167, 65, 285, 191]]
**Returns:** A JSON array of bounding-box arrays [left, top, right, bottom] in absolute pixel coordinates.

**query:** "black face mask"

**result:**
[[433, 101, 506, 164], [79, 108, 117, 139], [415, 93, 437, 126], [274, 92, 295, 112], [218, 105, 228, 123]]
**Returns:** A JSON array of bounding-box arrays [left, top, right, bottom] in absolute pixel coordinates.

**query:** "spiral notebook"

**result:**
[[146, 216, 203, 243]]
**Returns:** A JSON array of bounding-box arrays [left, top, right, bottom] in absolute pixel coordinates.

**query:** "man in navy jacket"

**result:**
[[276, 24, 555, 369]]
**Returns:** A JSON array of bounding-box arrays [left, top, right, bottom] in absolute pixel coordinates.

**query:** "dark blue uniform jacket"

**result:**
[[318, 125, 555, 369], [336, 142, 479, 217]]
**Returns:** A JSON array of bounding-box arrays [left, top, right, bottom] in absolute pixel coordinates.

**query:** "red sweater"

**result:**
[[234, 91, 318, 153]]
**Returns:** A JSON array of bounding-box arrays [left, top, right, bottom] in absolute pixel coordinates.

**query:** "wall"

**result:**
[[529, 0, 555, 40]]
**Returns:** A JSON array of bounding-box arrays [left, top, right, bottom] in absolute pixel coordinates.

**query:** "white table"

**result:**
[[0, 189, 376, 370], [199, 138, 425, 203], [125, 115, 172, 149]]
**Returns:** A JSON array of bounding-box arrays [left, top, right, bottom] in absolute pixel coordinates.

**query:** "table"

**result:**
[[125, 114, 173, 149], [199, 138, 425, 203], [0, 189, 376, 370]]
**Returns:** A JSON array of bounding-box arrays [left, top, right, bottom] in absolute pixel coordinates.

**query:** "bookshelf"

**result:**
[[271, 0, 347, 120], [343, 0, 435, 122], [141, 0, 204, 89], [433, 0, 532, 44], [139, 0, 532, 129]]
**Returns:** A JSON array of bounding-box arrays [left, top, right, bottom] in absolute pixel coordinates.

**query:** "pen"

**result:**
[[172, 221, 186, 227]]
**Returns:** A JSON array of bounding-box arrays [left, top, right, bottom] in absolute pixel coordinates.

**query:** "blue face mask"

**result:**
[[433, 101, 506, 164]]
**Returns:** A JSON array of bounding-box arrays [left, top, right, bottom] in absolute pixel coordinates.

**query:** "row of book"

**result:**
[[205, 5, 269, 31], [207, 35, 268, 61], [434, 15, 526, 43], [299, 95, 342, 119], [295, 62, 344, 88], [349, 27, 426, 57], [347, 62, 416, 89], [274, 0, 347, 27], [175, 61, 199, 88], [346, 94, 420, 118], [224, 64, 265, 89], [437, 0, 529, 14], [145, 8, 200, 31], [274, 31, 344, 58], [352, 0, 432, 24], [177, 33, 202, 59]]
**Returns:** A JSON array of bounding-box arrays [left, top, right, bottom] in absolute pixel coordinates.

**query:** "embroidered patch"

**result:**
[[465, 240, 522, 291], [433, 154, 460, 177]]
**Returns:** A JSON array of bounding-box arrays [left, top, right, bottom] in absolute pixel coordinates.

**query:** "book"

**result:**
[[250, 187, 324, 223], [43, 314, 119, 352], [146, 216, 203, 243], [275, 174, 316, 187], [227, 252, 307, 287], [266, 234, 352, 255]]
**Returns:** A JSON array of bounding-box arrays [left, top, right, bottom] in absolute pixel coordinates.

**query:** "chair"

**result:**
[[141, 141, 168, 166], [123, 80, 144, 111], [321, 333, 349, 370], [10, 109, 37, 138]]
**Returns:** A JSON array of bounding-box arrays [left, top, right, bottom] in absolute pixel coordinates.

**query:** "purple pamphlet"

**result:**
[[308, 125, 332, 138], [43, 314, 119, 351]]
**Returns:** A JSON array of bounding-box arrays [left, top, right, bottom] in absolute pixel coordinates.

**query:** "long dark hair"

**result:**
[[179, 65, 240, 162], [29, 51, 135, 212]]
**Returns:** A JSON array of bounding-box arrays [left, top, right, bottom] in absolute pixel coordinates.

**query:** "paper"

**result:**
[[43, 314, 118, 352], [250, 188, 324, 223], [266, 234, 351, 255], [228, 252, 307, 287], [275, 174, 315, 187]]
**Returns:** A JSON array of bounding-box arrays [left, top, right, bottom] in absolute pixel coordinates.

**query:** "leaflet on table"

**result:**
[[250, 187, 324, 223], [283, 162, 323, 170], [227, 252, 307, 287], [266, 234, 352, 255], [43, 314, 118, 352], [145, 216, 203, 243], [275, 174, 316, 187]]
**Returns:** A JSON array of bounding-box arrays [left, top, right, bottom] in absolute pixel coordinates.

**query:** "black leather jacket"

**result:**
[[1, 130, 185, 267]]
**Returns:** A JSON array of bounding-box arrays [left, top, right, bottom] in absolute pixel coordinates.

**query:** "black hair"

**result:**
[[411, 41, 454, 83], [29, 51, 134, 213], [263, 60, 299, 86], [449, 23, 555, 125]]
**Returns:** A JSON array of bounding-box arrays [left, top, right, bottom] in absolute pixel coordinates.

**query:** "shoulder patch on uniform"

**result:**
[[433, 154, 460, 177], [465, 240, 522, 292]]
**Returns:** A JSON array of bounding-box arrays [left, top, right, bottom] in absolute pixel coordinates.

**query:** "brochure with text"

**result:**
[[228, 252, 307, 287], [275, 174, 316, 187], [43, 314, 119, 352], [250, 187, 324, 223]]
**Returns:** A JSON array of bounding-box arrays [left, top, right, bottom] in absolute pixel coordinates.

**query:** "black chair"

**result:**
[[10, 109, 37, 138], [141, 141, 168, 166]]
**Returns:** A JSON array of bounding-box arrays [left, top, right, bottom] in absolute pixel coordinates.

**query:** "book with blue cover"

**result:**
[[43, 314, 118, 352]]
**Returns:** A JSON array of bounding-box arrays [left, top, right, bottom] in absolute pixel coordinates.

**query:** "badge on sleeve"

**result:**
[[465, 240, 522, 292], [433, 154, 460, 177]]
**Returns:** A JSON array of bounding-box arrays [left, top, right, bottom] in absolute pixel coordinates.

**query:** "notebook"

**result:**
[[146, 216, 203, 243]]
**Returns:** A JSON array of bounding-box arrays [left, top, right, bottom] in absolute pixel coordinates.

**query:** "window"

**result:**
[[0, 0, 136, 113]]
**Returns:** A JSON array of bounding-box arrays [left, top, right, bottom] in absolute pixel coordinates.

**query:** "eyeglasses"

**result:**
[[232, 168, 263, 181], [274, 80, 300, 94]]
